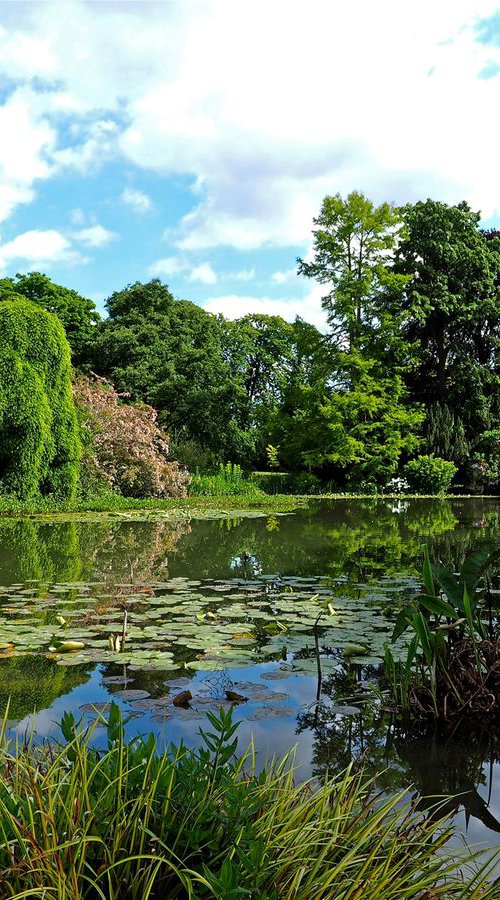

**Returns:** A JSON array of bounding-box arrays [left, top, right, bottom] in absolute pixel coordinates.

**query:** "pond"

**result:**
[[1, 497, 500, 856]]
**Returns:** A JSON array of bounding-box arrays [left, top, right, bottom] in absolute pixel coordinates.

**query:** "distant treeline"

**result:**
[[1, 194, 500, 494]]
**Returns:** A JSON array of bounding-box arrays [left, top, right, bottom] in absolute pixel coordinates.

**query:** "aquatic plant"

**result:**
[[0, 704, 497, 898], [387, 544, 500, 723]]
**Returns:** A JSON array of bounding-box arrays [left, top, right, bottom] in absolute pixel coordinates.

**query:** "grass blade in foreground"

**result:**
[[0, 704, 497, 898]]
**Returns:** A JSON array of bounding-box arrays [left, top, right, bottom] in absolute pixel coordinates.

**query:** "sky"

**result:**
[[1, 0, 500, 327]]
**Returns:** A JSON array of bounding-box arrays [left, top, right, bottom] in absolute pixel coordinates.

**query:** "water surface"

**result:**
[[1, 498, 500, 854]]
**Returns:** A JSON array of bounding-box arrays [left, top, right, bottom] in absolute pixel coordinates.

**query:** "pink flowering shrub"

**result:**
[[74, 374, 189, 498]]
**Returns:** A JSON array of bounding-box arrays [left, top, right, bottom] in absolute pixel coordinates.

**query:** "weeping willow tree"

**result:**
[[0, 300, 81, 499]]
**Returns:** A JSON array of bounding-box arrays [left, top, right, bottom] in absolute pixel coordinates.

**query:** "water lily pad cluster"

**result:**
[[0, 571, 414, 677]]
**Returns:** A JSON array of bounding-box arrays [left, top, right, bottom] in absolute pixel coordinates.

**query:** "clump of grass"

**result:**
[[189, 462, 264, 497], [0, 704, 497, 898]]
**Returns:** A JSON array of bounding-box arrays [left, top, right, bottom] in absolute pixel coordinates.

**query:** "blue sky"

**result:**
[[0, 0, 500, 326]]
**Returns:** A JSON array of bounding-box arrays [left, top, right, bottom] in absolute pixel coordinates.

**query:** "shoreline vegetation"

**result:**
[[0, 492, 498, 519], [0, 704, 498, 899]]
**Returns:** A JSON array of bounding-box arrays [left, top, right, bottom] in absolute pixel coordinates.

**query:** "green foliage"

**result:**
[[0, 272, 99, 364], [83, 280, 252, 463], [404, 455, 457, 494], [268, 352, 423, 486], [424, 403, 469, 466], [190, 463, 264, 496], [396, 200, 500, 441], [389, 545, 500, 720], [297, 191, 408, 348], [0, 300, 81, 499], [470, 429, 500, 490], [265, 442, 280, 468], [0, 704, 497, 898], [251, 470, 322, 494]]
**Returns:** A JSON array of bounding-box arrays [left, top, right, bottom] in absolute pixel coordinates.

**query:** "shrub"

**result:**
[[0, 299, 81, 499], [74, 374, 189, 499], [469, 429, 500, 490], [404, 455, 457, 493], [0, 705, 496, 898]]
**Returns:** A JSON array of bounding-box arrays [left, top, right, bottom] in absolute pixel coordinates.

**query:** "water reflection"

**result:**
[[1, 498, 500, 850]]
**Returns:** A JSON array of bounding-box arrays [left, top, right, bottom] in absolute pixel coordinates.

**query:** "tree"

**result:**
[[297, 191, 408, 350], [267, 350, 422, 485], [396, 200, 500, 440], [0, 300, 81, 498], [0, 272, 100, 364], [84, 280, 251, 463]]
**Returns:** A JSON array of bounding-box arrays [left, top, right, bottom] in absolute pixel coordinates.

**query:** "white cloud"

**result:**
[[0, 0, 500, 245], [72, 224, 117, 247], [0, 88, 56, 222], [148, 256, 185, 277], [70, 208, 86, 226], [232, 268, 255, 282], [202, 284, 327, 331], [272, 268, 296, 284], [121, 187, 153, 214], [188, 262, 217, 284], [0, 229, 86, 270]]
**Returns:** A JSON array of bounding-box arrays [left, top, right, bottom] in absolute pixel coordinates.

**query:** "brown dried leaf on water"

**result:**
[[225, 690, 248, 703], [173, 690, 192, 707]]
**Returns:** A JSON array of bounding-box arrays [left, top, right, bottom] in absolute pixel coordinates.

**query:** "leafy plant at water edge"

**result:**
[[0, 704, 498, 898], [74, 373, 189, 499], [387, 544, 500, 721]]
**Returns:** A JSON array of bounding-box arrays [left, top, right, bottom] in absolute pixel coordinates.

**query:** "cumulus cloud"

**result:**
[[72, 224, 117, 247], [231, 268, 255, 282], [202, 284, 327, 331], [148, 256, 185, 277], [0, 0, 500, 244], [272, 268, 296, 284], [0, 229, 86, 270], [121, 187, 153, 214], [188, 262, 217, 284]]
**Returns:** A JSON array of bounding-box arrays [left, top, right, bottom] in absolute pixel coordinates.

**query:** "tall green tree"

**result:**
[[396, 200, 500, 440], [0, 273, 99, 364], [85, 280, 251, 462], [292, 192, 421, 485], [297, 191, 408, 350]]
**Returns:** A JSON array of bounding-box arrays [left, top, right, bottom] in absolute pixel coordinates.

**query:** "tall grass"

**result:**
[[0, 704, 497, 898], [189, 463, 263, 497]]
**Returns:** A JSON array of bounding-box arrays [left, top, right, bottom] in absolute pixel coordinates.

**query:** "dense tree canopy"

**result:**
[[2, 193, 499, 494], [84, 280, 252, 463], [0, 273, 99, 364], [395, 200, 500, 445]]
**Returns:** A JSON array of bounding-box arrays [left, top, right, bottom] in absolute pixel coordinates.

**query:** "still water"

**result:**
[[1, 497, 500, 854]]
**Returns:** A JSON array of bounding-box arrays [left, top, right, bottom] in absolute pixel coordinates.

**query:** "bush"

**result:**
[[0, 300, 81, 499], [190, 463, 263, 496], [404, 455, 457, 494], [74, 374, 189, 499], [0, 704, 496, 898]]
